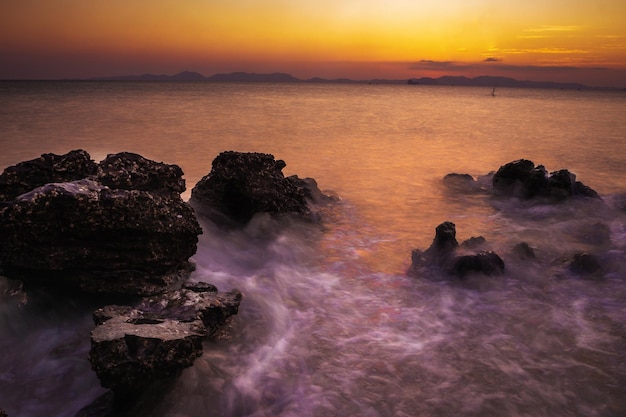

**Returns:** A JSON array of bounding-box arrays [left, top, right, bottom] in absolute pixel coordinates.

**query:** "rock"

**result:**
[[409, 222, 506, 281], [0, 178, 201, 295], [512, 242, 536, 260], [0, 149, 98, 203], [190, 151, 332, 226], [97, 152, 185, 197], [89, 286, 242, 395], [492, 159, 599, 201], [569, 252, 602, 277], [450, 251, 505, 278], [443, 173, 488, 194], [409, 221, 459, 272], [460, 236, 487, 249]]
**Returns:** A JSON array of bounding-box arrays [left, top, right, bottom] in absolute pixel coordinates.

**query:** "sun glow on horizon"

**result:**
[[1, 0, 625, 86]]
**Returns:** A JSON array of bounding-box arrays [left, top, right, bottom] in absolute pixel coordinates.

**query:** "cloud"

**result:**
[[409, 60, 474, 71], [409, 59, 610, 75], [523, 25, 579, 33]]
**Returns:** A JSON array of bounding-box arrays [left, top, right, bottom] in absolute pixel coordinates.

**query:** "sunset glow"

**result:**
[[2, 0, 625, 86]]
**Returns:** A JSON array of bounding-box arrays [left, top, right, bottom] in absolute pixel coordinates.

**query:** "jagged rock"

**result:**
[[0, 149, 98, 203], [0, 179, 201, 295], [569, 252, 602, 277], [89, 285, 242, 395], [451, 251, 505, 278], [409, 222, 506, 280], [190, 151, 332, 226], [492, 159, 599, 201], [97, 152, 185, 196], [409, 221, 459, 272]]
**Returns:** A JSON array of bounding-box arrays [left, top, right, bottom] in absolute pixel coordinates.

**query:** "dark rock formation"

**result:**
[[408, 222, 505, 280], [97, 152, 185, 197], [190, 151, 333, 226], [569, 252, 602, 277], [409, 221, 458, 271], [492, 159, 599, 201], [0, 149, 98, 203], [512, 242, 536, 260], [460, 236, 487, 250], [0, 151, 202, 295], [89, 284, 242, 395], [451, 251, 505, 278], [443, 173, 489, 194], [1, 179, 201, 295]]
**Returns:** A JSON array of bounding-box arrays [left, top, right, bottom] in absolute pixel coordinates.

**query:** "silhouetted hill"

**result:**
[[205, 72, 299, 82], [99, 71, 206, 81], [88, 71, 612, 90], [407, 75, 588, 90]]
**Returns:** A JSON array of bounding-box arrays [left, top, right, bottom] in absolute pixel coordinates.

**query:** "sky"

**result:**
[[1, 0, 626, 87]]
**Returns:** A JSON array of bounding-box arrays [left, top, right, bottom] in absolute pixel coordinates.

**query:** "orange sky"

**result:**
[[2, 0, 625, 86]]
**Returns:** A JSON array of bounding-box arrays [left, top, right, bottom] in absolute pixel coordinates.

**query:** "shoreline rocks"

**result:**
[[190, 151, 335, 226], [408, 221, 505, 280], [0, 151, 202, 295], [492, 159, 600, 201], [89, 283, 242, 396]]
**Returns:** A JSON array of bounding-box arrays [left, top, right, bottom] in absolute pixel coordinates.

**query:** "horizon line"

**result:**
[[1, 71, 624, 90]]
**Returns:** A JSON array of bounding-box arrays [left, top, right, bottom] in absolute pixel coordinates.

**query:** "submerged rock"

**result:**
[[569, 252, 602, 277], [408, 221, 506, 280], [0, 151, 202, 295], [190, 151, 334, 226], [492, 159, 599, 201], [451, 251, 505, 278], [89, 285, 242, 395], [443, 173, 490, 194], [511, 242, 536, 260]]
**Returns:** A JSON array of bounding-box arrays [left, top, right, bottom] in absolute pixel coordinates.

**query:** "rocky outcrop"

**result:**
[[408, 222, 505, 280], [0, 149, 98, 203], [0, 151, 201, 295], [97, 152, 185, 197], [89, 283, 242, 395], [492, 159, 599, 201], [190, 151, 334, 226], [451, 251, 505, 278], [511, 242, 536, 260]]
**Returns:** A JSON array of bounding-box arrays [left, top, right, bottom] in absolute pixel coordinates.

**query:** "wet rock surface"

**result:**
[[569, 252, 602, 277], [190, 151, 334, 226], [0, 151, 201, 295], [492, 159, 600, 201], [89, 284, 242, 395], [408, 221, 506, 280]]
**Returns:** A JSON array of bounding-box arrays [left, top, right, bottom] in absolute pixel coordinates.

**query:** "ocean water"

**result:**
[[1, 81, 626, 417]]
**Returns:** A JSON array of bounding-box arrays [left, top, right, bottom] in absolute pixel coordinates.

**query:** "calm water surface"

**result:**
[[1, 82, 626, 416]]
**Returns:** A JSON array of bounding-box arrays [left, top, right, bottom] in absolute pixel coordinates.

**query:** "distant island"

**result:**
[[87, 71, 612, 90]]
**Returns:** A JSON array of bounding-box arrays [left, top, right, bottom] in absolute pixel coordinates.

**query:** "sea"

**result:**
[[1, 81, 626, 417]]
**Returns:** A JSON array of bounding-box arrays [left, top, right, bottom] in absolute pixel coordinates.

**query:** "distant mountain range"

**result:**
[[91, 71, 607, 90]]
